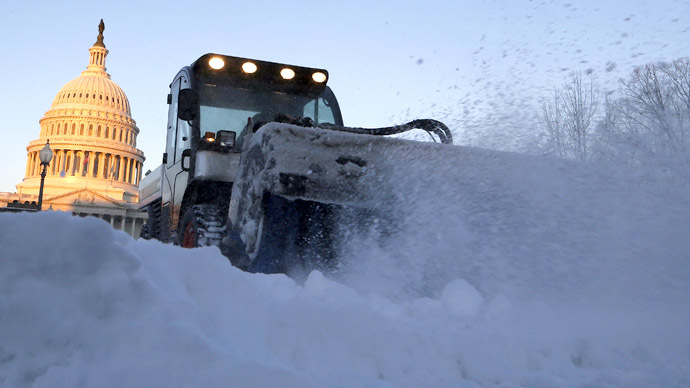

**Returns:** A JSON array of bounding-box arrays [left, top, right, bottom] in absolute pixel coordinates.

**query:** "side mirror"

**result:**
[[178, 89, 198, 121], [181, 149, 192, 171]]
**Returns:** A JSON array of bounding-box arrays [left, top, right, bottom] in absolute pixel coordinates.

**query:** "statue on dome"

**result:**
[[95, 19, 105, 47]]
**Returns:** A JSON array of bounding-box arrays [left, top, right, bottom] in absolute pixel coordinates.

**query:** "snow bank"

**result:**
[[1, 209, 688, 387]]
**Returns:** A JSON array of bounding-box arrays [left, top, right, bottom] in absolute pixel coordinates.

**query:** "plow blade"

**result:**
[[224, 122, 452, 274]]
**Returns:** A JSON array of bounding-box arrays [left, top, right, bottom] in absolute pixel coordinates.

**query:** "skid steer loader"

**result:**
[[139, 53, 452, 274]]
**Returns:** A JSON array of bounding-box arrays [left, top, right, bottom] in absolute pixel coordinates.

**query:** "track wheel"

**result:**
[[178, 204, 226, 248]]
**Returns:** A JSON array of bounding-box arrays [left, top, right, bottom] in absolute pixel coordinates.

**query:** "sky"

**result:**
[[1, 0, 690, 192]]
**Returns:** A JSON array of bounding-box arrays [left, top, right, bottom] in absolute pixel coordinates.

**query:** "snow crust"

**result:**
[[2, 140, 690, 387]]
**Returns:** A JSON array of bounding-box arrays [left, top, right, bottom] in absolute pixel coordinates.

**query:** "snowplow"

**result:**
[[139, 53, 453, 274]]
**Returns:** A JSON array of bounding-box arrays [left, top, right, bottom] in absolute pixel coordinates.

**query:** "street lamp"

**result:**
[[37, 140, 53, 211]]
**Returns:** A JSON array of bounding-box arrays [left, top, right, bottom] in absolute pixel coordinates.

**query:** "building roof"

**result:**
[[49, 20, 131, 116]]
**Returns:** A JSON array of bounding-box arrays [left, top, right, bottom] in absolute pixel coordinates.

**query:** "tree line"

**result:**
[[539, 58, 690, 184]]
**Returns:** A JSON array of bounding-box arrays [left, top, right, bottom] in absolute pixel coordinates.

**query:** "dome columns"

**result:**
[[23, 145, 143, 186], [87, 46, 109, 74]]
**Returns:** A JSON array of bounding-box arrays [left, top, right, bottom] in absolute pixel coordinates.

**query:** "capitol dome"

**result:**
[[17, 20, 145, 205], [51, 72, 131, 116]]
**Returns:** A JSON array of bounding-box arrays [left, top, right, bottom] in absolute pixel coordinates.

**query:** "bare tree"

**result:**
[[597, 58, 690, 184], [540, 90, 567, 158], [540, 72, 600, 160]]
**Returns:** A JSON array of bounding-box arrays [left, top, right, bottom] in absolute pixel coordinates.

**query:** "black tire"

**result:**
[[178, 204, 226, 248], [249, 195, 299, 274], [139, 223, 151, 240], [249, 195, 337, 274], [140, 203, 161, 240]]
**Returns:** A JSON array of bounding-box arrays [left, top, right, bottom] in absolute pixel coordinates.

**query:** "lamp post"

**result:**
[[37, 140, 53, 211]]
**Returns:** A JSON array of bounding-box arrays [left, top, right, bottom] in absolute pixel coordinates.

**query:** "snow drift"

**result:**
[[2, 144, 690, 387]]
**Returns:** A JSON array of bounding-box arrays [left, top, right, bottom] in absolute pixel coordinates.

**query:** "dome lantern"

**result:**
[[85, 19, 109, 75]]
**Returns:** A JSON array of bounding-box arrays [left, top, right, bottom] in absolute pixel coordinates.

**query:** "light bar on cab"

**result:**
[[280, 68, 296, 80], [312, 72, 327, 83], [208, 57, 225, 70], [242, 62, 257, 73], [195, 53, 330, 94]]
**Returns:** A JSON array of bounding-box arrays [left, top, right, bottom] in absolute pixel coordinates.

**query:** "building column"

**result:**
[[87, 151, 94, 177], [50, 150, 58, 175], [88, 152, 95, 177], [73, 150, 80, 176], [25, 153, 32, 177], [122, 157, 129, 183], [118, 156, 125, 182], [73, 150, 79, 175], [28, 152, 34, 176], [67, 150, 74, 175], [129, 159, 134, 184], [130, 217, 137, 238], [107, 154, 114, 180], [62, 150, 70, 175], [33, 152, 40, 176], [127, 158, 133, 184], [101, 154, 106, 179], [102, 154, 109, 179], [94, 153, 100, 178], [81, 150, 87, 176]]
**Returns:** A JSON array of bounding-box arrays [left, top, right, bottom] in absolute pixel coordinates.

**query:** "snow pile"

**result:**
[[1, 209, 688, 387], [2, 140, 690, 387]]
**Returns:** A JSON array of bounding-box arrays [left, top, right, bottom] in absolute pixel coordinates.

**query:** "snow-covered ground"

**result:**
[[2, 143, 689, 387]]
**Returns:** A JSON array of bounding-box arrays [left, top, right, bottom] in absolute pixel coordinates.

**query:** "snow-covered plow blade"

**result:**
[[225, 122, 451, 274]]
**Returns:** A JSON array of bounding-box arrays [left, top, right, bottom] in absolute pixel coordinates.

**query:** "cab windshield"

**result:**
[[198, 83, 341, 145]]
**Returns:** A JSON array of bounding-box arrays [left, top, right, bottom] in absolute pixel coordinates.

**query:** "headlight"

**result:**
[[217, 130, 236, 148], [242, 62, 257, 73], [280, 68, 295, 80], [203, 131, 216, 142], [208, 57, 225, 70], [312, 72, 327, 83]]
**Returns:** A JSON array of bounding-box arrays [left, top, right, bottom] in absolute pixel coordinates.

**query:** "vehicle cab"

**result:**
[[157, 53, 343, 242]]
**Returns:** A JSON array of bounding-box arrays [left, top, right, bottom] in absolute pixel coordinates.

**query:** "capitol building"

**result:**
[[0, 21, 147, 237]]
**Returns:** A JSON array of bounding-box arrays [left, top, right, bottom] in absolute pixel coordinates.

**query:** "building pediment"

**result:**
[[46, 188, 126, 208]]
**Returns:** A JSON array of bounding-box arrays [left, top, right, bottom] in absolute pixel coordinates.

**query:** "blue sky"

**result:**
[[1, 0, 689, 192]]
